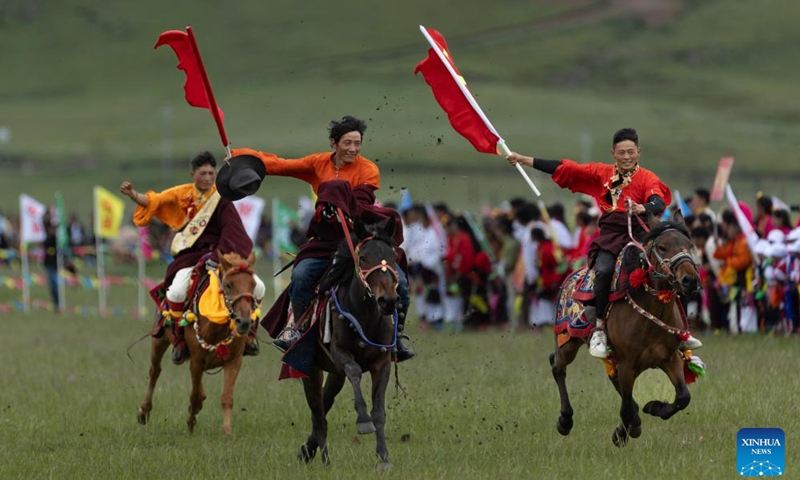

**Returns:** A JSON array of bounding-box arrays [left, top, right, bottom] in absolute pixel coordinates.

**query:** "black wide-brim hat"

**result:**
[[216, 154, 267, 201]]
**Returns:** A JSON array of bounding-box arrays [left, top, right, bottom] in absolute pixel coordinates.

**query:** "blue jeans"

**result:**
[[289, 258, 410, 311], [45, 266, 59, 310]]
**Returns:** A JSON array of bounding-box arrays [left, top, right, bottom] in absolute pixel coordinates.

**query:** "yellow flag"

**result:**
[[94, 186, 125, 239]]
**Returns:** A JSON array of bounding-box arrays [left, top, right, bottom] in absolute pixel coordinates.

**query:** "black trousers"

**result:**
[[592, 250, 616, 321]]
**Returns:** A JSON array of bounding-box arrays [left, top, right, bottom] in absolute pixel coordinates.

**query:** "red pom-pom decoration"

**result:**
[[629, 268, 648, 289], [215, 343, 230, 359], [678, 331, 690, 341]]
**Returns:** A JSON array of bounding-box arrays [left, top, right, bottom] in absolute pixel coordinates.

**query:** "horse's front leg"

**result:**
[[331, 345, 374, 434], [644, 352, 691, 420], [550, 338, 580, 436], [370, 359, 392, 469], [612, 363, 641, 447], [186, 356, 206, 434], [220, 352, 243, 436], [137, 335, 170, 425], [297, 368, 329, 466]]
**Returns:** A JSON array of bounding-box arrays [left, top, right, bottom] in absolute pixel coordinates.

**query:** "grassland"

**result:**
[[1, 273, 798, 479]]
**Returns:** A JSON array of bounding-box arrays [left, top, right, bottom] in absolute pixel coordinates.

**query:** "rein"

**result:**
[[330, 287, 399, 350], [625, 293, 691, 341]]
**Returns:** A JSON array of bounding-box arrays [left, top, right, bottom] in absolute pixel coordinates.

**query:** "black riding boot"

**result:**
[[395, 304, 416, 362], [172, 326, 189, 365], [272, 300, 308, 352]]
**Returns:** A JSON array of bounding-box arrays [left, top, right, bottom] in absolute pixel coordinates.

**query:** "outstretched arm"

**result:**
[[505, 153, 561, 175], [119, 181, 148, 207]]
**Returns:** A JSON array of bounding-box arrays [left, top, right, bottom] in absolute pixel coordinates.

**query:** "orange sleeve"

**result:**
[[132, 185, 187, 229], [231, 148, 319, 185], [713, 241, 733, 260]]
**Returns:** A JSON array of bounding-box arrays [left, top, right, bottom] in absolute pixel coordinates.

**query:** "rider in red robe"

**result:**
[[506, 128, 703, 358]]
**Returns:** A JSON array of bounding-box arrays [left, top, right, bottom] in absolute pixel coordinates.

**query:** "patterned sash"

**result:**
[[170, 191, 220, 255]]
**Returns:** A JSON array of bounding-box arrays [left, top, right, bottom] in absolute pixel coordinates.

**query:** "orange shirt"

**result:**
[[133, 183, 216, 230], [551, 159, 671, 213], [231, 148, 380, 194]]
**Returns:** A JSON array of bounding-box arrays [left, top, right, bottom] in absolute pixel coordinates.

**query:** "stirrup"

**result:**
[[272, 328, 300, 352], [244, 336, 260, 357], [588, 329, 608, 359], [395, 334, 416, 362]]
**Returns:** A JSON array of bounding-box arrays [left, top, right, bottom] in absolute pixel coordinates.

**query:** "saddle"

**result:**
[[554, 247, 631, 341], [148, 263, 212, 338]]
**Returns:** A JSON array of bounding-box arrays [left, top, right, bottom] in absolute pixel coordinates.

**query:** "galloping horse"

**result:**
[[551, 210, 701, 446], [292, 216, 400, 468], [137, 251, 258, 436]]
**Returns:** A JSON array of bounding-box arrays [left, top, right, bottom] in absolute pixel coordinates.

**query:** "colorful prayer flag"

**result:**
[[415, 26, 501, 154], [55, 192, 69, 252], [94, 186, 125, 239], [234, 196, 266, 242], [710, 156, 734, 202]]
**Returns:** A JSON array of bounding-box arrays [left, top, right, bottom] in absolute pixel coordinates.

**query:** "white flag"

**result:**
[[19, 194, 47, 244], [234, 196, 266, 242], [725, 185, 759, 253]]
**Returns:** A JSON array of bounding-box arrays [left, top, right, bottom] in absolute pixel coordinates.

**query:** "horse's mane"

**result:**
[[219, 252, 254, 276]]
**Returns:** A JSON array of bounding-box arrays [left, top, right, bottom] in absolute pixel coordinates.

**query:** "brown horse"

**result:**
[[292, 216, 399, 468], [137, 251, 258, 436], [550, 211, 701, 446]]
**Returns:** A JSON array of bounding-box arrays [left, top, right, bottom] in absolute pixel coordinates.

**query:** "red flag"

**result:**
[[155, 30, 225, 121], [415, 28, 500, 154]]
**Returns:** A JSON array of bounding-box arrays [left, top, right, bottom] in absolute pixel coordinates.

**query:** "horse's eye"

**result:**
[[224, 282, 232, 291], [658, 244, 667, 253], [359, 255, 366, 264]]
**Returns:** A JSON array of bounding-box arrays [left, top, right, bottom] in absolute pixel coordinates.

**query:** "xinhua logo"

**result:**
[[737, 428, 785, 476]]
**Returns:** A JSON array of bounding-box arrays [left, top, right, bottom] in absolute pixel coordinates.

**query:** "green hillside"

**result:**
[[1, 0, 799, 212]]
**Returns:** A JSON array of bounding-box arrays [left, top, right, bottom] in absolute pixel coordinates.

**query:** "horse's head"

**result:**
[[353, 216, 399, 316], [217, 250, 258, 335], [640, 210, 701, 296]]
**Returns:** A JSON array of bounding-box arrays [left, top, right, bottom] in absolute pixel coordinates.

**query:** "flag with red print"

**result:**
[[415, 26, 501, 154], [234, 196, 266, 242], [19, 194, 47, 244]]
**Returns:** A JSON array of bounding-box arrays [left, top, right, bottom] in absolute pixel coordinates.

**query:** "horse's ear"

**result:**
[[671, 208, 685, 226], [354, 216, 368, 240], [247, 251, 256, 267], [381, 215, 396, 240], [646, 210, 660, 230]]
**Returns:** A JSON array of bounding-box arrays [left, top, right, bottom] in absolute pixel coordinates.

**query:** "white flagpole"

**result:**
[[94, 188, 107, 316], [419, 25, 541, 197], [272, 198, 281, 299], [21, 243, 30, 314]]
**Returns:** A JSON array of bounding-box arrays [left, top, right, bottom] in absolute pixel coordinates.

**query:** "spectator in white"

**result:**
[[67, 213, 85, 246], [690, 188, 717, 224], [546, 203, 574, 251]]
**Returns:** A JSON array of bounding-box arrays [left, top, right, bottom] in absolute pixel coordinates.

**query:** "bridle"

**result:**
[[211, 264, 258, 323], [337, 207, 399, 296]]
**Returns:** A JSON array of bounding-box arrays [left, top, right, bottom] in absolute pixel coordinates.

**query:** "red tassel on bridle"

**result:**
[[629, 267, 648, 289]]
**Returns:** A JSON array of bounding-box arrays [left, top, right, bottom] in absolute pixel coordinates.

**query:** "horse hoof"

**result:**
[[136, 408, 149, 425], [556, 417, 572, 436], [643, 400, 662, 416], [297, 444, 315, 464], [376, 461, 393, 471], [612, 429, 628, 447], [357, 421, 377, 435], [629, 423, 642, 439]]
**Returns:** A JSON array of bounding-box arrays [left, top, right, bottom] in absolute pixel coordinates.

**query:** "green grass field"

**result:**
[[1, 267, 798, 479], [3, 0, 800, 217]]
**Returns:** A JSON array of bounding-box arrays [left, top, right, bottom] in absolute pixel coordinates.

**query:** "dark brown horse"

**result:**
[[293, 216, 399, 468], [551, 211, 701, 446], [137, 251, 258, 436]]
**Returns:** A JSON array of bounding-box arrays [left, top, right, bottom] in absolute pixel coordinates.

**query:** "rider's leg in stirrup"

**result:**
[[588, 252, 615, 359], [166, 267, 193, 365], [394, 265, 416, 362], [244, 273, 266, 356], [273, 258, 329, 352]]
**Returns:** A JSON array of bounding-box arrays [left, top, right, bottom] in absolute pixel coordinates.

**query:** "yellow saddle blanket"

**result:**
[[196, 269, 260, 325]]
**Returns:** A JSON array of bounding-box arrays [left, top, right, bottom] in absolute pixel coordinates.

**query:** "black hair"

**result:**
[[547, 202, 565, 222], [756, 195, 773, 213], [191, 151, 216, 170], [612, 128, 638, 147], [721, 210, 737, 226], [773, 209, 792, 228], [515, 203, 541, 224], [531, 227, 548, 242], [328, 115, 367, 143], [693, 188, 710, 204], [691, 226, 710, 240], [509, 197, 526, 210]]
